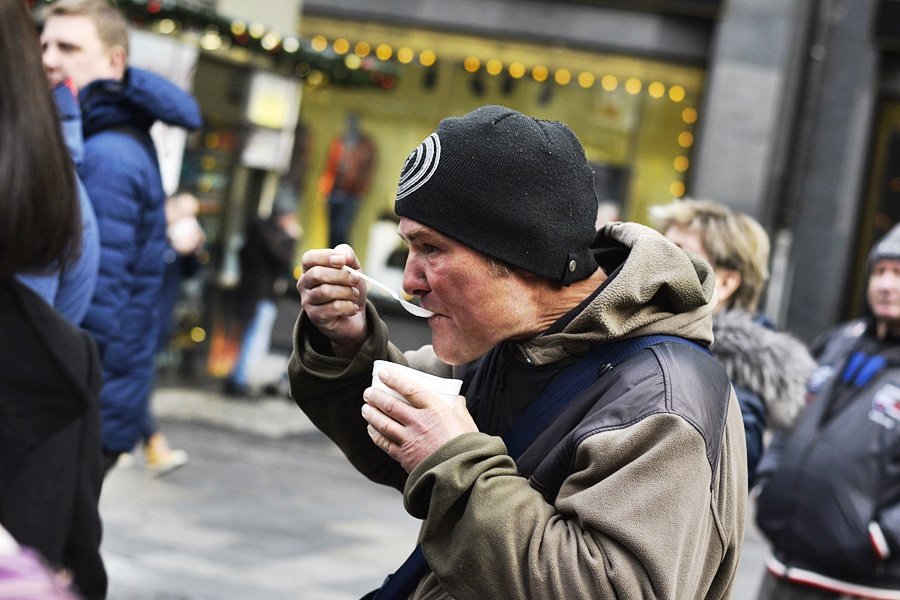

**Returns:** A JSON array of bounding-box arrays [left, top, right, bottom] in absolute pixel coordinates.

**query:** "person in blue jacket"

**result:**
[[16, 80, 99, 326], [651, 198, 815, 489], [41, 0, 202, 473]]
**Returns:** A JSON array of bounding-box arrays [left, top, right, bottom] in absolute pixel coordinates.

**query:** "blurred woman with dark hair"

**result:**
[[0, 0, 107, 598]]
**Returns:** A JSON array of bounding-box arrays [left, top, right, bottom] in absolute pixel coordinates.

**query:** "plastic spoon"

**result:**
[[343, 266, 435, 318]]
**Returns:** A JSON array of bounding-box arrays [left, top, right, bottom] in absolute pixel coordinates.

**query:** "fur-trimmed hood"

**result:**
[[712, 310, 815, 429]]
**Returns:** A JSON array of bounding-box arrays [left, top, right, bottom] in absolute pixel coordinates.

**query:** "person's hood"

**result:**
[[80, 67, 202, 137], [52, 81, 84, 165], [518, 221, 717, 365], [712, 310, 815, 430]]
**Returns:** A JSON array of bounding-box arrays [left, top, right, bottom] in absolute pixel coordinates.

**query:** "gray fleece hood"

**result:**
[[521, 222, 717, 364]]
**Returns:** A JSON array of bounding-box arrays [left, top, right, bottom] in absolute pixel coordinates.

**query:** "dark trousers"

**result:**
[[327, 189, 360, 248]]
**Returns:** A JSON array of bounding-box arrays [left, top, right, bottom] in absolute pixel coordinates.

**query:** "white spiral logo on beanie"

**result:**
[[396, 133, 441, 201]]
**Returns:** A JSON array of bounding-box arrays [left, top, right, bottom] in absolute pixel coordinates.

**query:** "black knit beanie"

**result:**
[[394, 105, 598, 285], [869, 223, 900, 267]]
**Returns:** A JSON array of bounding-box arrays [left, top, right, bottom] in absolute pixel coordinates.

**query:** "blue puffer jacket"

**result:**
[[78, 67, 201, 453], [17, 83, 100, 325]]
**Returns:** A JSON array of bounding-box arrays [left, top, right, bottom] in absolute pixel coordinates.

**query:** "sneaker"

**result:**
[[144, 432, 188, 477]]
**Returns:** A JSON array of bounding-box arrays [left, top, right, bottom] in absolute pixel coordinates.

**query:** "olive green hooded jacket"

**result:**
[[289, 222, 747, 599]]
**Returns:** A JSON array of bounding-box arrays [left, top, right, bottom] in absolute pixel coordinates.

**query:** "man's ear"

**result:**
[[716, 268, 742, 306]]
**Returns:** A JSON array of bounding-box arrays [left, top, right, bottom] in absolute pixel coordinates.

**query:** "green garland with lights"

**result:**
[[34, 0, 398, 88]]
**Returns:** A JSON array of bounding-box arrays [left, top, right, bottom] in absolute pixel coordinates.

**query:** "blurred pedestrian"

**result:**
[[650, 198, 815, 488], [290, 105, 746, 598], [317, 113, 377, 247], [156, 191, 206, 357], [137, 191, 205, 476], [41, 0, 202, 474], [0, 1, 106, 596], [224, 204, 299, 397], [112, 192, 202, 475], [753, 222, 900, 599]]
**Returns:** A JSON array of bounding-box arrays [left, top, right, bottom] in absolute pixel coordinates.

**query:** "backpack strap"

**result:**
[[504, 335, 708, 457]]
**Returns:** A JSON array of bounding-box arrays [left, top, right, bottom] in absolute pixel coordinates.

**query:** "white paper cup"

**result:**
[[371, 360, 463, 406]]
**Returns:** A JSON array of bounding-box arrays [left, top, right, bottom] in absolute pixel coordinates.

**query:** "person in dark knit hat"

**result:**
[[289, 105, 747, 599], [754, 221, 900, 599]]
